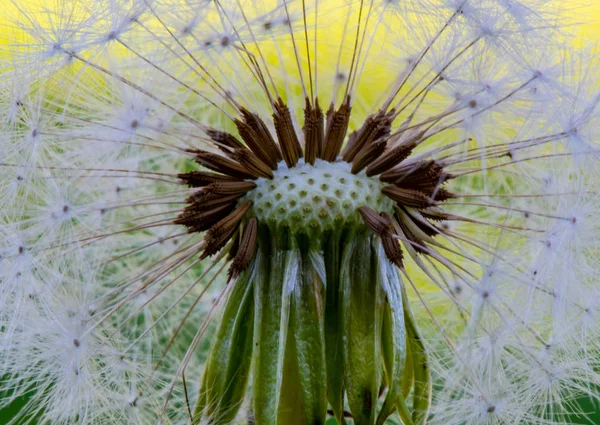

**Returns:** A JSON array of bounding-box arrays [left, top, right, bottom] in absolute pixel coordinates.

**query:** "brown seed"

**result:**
[[236, 108, 282, 169], [365, 138, 418, 177], [193, 150, 257, 179], [351, 138, 388, 174], [382, 185, 436, 209], [303, 97, 325, 165], [206, 129, 244, 158], [232, 149, 274, 179], [342, 109, 395, 162], [322, 96, 351, 162], [381, 230, 404, 268], [273, 98, 302, 167], [175, 202, 237, 233], [385, 160, 453, 201], [358, 206, 390, 236], [201, 200, 252, 259], [420, 210, 453, 222], [398, 207, 439, 237], [381, 160, 446, 185], [185, 191, 247, 212], [229, 217, 259, 279], [227, 230, 241, 261], [206, 129, 245, 150], [206, 180, 257, 196], [394, 208, 428, 254], [178, 171, 239, 188], [429, 188, 455, 202]]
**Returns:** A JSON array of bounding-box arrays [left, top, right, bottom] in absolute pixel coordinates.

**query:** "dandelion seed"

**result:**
[[1, 1, 600, 425]]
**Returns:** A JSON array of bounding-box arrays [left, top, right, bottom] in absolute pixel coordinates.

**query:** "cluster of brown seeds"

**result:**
[[176, 97, 454, 277]]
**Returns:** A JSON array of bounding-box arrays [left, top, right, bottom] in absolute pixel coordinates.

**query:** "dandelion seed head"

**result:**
[[1, 0, 600, 424]]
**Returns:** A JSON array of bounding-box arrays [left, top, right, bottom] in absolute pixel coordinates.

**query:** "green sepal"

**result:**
[[194, 271, 254, 424], [402, 342, 414, 400], [252, 233, 291, 424], [278, 247, 327, 424], [195, 360, 208, 422], [324, 231, 346, 424], [377, 244, 411, 425], [402, 287, 431, 425], [341, 234, 383, 425]]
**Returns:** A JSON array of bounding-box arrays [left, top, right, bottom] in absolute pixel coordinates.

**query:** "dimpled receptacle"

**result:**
[[245, 159, 394, 233]]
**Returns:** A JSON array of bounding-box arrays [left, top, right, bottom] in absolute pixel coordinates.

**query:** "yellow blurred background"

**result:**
[[570, 1, 600, 44], [1, 0, 599, 42]]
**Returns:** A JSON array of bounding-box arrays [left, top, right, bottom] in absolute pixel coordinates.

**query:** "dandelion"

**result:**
[[1, 0, 600, 424]]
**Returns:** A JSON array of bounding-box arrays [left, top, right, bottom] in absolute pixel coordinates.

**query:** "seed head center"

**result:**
[[245, 159, 394, 233]]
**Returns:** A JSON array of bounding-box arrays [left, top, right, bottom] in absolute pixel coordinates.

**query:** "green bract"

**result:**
[[195, 207, 430, 424]]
